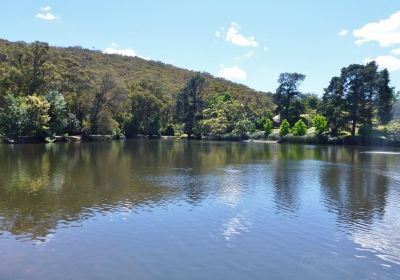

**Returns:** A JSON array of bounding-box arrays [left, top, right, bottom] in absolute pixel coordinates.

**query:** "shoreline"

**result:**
[[1, 134, 400, 148]]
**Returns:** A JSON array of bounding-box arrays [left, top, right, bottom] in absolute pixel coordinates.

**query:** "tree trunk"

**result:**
[[351, 120, 356, 136]]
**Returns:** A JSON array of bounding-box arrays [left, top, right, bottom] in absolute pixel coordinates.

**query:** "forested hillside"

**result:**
[[0, 39, 273, 139], [1, 39, 399, 144]]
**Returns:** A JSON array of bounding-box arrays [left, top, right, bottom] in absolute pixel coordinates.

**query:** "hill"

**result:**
[[0, 39, 273, 112], [0, 39, 274, 137]]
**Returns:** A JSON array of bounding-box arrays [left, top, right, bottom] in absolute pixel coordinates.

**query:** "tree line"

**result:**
[[0, 40, 398, 142], [272, 63, 397, 140]]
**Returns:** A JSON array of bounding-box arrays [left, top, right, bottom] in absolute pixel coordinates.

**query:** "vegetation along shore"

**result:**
[[0, 39, 399, 146]]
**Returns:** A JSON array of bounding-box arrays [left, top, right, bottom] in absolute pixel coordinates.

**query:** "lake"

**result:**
[[0, 140, 399, 280]]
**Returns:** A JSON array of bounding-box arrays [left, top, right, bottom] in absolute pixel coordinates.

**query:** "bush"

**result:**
[[0, 93, 26, 138], [112, 127, 125, 139], [312, 114, 328, 136], [292, 119, 307, 136], [232, 119, 252, 137], [249, 130, 265, 140], [0, 93, 50, 138], [66, 113, 81, 135], [385, 121, 400, 142], [279, 119, 290, 137], [263, 118, 273, 136], [268, 130, 280, 141], [45, 91, 67, 135]]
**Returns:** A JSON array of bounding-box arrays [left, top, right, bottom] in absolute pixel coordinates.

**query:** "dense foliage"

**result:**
[[274, 73, 305, 124], [0, 39, 398, 143], [292, 119, 307, 136], [200, 93, 253, 138], [385, 120, 400, 142], [279, 119, 290, 137], [263, 118, 273, 136], [320, 62, 396, 136], [312, 115, 328, 136], [0, 40, 273, 139]]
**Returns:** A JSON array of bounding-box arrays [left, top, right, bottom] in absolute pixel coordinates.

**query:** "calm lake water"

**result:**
[[0, 140, 400, 280]]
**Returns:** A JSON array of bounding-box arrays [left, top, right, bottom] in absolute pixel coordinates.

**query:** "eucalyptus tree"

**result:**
[[320, 76, 346, 135], [321, 62, 395, 136], [274, 72, 306, 124], [175, 74, 206, 138], [376, 69, 396, 124]]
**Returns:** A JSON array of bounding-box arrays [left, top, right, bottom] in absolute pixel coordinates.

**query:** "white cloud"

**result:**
[[103, 47, 136, 57], [338, 29, 348, 36], [263, 46, 269, 52], [36, 6, 60, 21], [111, 42, 117, 47], [353, 11, 400, 47], [244, 50, 254, 58], [40, 6, 51, 11], [36, 13, 59, 21], [217, 65, 247, 81], [215, 31, 221, 38], [225, 22, 258, 47], [391, 48, 400, 55], [363, 55, 400, 72]]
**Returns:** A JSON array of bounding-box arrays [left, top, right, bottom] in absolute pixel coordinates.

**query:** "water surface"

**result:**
[[0, 140, 399, 279]]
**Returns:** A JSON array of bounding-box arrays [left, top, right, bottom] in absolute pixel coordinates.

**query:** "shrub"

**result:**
[[66, 113, 81, 135], [312, 114, 328, 136], [385, 121, 400, 142], [263, 118, 273, 136], [112, 127, 125, 139], [292, 119, 307, 136], [232, 119, 252, 137], [45, 91, 67, 135], [249, 130, 265, 140], [0, 93, 51, 138], [279, 119, 290, 137], [0, 93, 26, 138]]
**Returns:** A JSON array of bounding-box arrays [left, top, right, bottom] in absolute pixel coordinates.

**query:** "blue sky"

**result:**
[[1, 0, 400, 94]]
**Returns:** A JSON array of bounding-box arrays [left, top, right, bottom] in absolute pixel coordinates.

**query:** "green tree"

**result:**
[[301, 93, 320, 112], [89, 73, 126, 134], [376, 69, 396, 124], [342, 62, 380, 136], [201, 107, 229, 136], [0, 93, 26, 138], [320, 76, 346, 135], [321, 62, 394, 136], [23, 94, 51, 137], [127, 92, 163, 136], [312, 114, 328, 136], [0, 93, 50, 138], [4, 41, 51, 95], [175, 74, 206, 138], [201, 93, 252, 138], [292, 119, 307, 136], [45, 91, 67, 135], [385, 120, 400, 142], [279, 119, 290, 137], [263, 118, 273, 136], [233, 119, 252, 137], [274, 73, 306, 124]]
